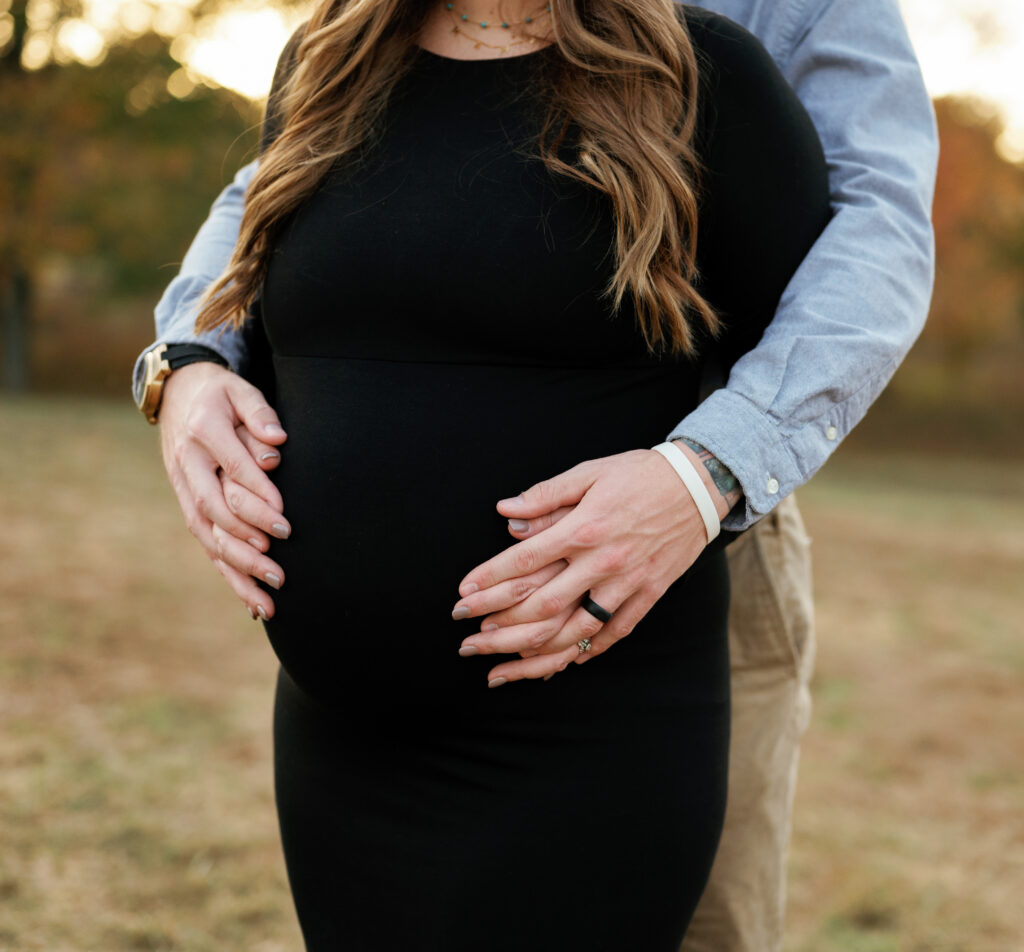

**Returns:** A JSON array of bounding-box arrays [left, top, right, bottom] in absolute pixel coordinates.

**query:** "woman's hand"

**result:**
[[453, 442, 736, 686], [158, 362, 290, 619]]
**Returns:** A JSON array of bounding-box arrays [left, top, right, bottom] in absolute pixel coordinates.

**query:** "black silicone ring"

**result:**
[[581, 593, 613, 624]]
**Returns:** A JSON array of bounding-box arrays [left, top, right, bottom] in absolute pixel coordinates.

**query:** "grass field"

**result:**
[[1, 396, 1022, 951]]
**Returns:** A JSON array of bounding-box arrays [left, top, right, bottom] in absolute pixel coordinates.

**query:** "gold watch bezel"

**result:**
[[138, 344, 172, 424]]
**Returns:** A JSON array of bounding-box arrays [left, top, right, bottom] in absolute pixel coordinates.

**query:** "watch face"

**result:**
[[134, 345, 168, 417], [132, 366, 146, 407]]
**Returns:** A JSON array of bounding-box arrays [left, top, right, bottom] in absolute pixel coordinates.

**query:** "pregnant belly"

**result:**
[[262, 354, 697, 704]]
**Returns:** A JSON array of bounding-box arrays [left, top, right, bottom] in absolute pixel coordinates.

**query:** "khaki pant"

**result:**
[[681, 493, 816, 952]]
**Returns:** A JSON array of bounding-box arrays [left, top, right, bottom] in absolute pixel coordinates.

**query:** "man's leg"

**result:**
[[681, 493, 816, 952]]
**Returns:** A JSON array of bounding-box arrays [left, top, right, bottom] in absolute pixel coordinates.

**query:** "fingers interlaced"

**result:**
[[221, 474, 290, 543], [505, 505, 574, 539], [213, 557, 276, 620], [190, 410, 283, 511], [182, 444, 267, 550], [571, 588, 655, 665], [236, 423, 283, 470], [211, 523, 285, 591], [452, 559, 567, 621]]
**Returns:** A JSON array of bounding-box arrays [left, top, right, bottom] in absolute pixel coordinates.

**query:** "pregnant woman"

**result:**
[[192, 1, 828, 948]]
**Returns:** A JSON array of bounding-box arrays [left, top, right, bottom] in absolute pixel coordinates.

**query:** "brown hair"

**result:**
[[195, 0, 717, 355]]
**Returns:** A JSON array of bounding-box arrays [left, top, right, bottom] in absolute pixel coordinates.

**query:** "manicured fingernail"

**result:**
[[460, 582, 478, 596], [247, 606, 256, 620], [260, 451, 280, 462], [508, 519, 530, 532], [264, 424, 286, 437], [248, 538, 263, 549], [488, 677, 507, 689], [271, 523, 291, 539], [452, 605, 471, 620], [500, 495, 525, 509], [543, 673, 554, 681], [264, 572, 282, 589], [482, 622, 499, 632], [256, 605, 269, 620], [458, 645, 479, 657]]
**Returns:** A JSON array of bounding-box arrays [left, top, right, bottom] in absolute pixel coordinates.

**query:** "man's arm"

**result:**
[[675, 0, 938, 528], [135, 157, 291, 620], [131, 160, 257, 393], [454, 0, 939, 682]]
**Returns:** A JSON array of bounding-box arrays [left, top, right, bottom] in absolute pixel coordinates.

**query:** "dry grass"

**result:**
[[1, 396, 1022, 951]]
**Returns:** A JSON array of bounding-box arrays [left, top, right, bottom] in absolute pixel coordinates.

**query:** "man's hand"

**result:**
[[453, 442, 736, 687], [158, 362, 289, 619]]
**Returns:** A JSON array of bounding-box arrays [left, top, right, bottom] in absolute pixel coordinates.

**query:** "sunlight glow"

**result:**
[[900, 0, 1024, 161], [55, 18, 106, 66], [186, 6, 300, 101]]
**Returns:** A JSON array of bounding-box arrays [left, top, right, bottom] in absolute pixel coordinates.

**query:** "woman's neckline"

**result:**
[[414, 43, 556, 65]]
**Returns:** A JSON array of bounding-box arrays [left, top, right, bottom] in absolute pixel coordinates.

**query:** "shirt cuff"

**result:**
[[667, 389, 806, 531]]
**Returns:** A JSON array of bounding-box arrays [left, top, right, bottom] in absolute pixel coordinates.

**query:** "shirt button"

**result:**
[[826, 425, 838, 441], [766, 477, 779, 495]]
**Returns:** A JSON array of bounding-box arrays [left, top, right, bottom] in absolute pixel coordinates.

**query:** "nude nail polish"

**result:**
[[271, 523, 291, 539], [264, 572, 282, 589], [452, 605, 471, 620], [488, 677, 507, 689], [458, 645, 479, 657], [256, 606, 269, 621]]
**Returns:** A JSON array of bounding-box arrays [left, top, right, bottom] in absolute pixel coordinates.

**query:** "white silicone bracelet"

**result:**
[[651, 442, 721, 544]]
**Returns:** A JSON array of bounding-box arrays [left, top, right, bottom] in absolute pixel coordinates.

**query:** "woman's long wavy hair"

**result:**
[[195, 0, 717, 355]]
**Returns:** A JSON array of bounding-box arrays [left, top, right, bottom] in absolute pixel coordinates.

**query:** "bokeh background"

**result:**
[[1, 1, 1022, 949]]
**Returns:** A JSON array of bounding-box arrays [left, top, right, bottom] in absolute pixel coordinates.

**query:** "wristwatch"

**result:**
[[133, 343, 229, 424]]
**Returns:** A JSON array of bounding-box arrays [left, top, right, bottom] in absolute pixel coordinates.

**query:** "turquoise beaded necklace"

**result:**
[[444, 2, 552, 32]]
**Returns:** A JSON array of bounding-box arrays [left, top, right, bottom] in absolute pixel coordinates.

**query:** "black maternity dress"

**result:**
[[254, 8, 829, 950]]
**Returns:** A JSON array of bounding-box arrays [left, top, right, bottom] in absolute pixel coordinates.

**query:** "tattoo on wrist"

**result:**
[[678, 438, 741, 503]]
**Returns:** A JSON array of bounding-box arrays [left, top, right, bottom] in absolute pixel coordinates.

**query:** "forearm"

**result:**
[[132, 160, 258, 392], [669, 0, 938, 529]]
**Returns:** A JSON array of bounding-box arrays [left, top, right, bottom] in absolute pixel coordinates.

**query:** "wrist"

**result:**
[[136, 343, 230, 424], [671, 439, 741, 521]]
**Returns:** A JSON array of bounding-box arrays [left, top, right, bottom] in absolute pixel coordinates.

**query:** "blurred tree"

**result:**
[[929, 98, 1024, 366], [0, 0, 304, 392]]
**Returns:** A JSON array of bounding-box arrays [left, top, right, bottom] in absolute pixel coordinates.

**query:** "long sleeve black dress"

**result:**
[[253, 8, 829, 950]]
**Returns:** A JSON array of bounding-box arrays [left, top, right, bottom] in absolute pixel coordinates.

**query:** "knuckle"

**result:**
[[639, 581, 662, 603], [529, 480, 552, 506], [570, 519, 603, 550], [185, 410, 211, 443], [226, 488, 246, 514], [512, 547, 536, 575], [525, 627, 552, 650], [538, 591, 563, 617], [610, 621, 634, 642], [193, 493, 212, 518], [578, 614, 604, 637], [510, 578, 534, 601], [221, 454, 244, 481], [596, 545, 628, 575]]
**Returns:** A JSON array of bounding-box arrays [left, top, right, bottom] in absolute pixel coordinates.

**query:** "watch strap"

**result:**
[[163, 343, 229, 371]]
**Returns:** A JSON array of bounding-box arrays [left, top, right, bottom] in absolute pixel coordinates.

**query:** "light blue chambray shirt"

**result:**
[[136, 0, 938, 530]]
